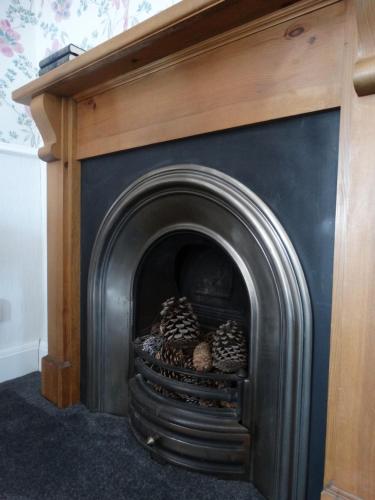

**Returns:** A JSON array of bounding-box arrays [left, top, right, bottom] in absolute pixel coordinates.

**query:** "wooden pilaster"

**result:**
[[321, 1, 375, 498], [30, 94, 80, 408]]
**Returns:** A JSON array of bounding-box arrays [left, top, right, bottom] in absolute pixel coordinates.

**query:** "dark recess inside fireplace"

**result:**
[[130, 231, 252, 476], [135, 231, 249, 337]]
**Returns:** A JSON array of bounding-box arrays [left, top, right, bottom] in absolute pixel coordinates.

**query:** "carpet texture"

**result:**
[[0, 373, 263, 499]]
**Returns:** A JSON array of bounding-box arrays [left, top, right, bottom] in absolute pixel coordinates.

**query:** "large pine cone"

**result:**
[[159, 296, 200, 348], [158, 343, 193, 369], [212, 320, 247, 373], [157, 343, 194, 380]]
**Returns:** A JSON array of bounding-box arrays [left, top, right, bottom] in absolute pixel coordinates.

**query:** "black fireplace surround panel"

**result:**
[[81, 109, 340, 500]]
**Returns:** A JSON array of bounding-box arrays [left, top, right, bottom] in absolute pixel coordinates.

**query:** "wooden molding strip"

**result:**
[[13, 0, 339, 105], [353, 0, 375, 96], [322, 485, 363, 500]]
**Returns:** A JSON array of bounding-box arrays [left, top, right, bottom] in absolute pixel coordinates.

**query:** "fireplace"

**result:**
[[77, 109, 341, 500], [86, 163, 312, 500], [131, 229, 252, 475], [13, 2, 375, 498], [81, 111, 339, 500]]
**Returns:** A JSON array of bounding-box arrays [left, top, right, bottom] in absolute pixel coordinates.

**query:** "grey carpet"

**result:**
[[0, 372, 263, 500]]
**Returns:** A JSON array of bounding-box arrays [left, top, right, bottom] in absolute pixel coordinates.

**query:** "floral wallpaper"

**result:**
[[0, 0, 180, 148]]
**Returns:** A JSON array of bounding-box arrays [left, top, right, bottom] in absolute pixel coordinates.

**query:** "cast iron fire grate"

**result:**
[[129, 296, 251, 479]]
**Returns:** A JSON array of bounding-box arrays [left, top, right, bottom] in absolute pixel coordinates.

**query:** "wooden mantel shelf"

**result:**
[[12, 0, 335, 105], [13, 1, 375, 499]]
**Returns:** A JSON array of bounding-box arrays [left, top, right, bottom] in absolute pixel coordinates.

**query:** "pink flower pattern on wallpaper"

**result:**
[[0, 19, 23, 57], [52, 0, 73, 22], [0, 0, 179, 146]]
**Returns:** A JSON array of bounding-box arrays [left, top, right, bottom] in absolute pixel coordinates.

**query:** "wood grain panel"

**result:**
[[46, 159, 64, 359], [323, 94, 375, 499], [35, 96, 81, 408], [76, 2, 345, 159], [63, 99, 81, 406], [322, 0, 375, 498], [12, 0, 340, 105]]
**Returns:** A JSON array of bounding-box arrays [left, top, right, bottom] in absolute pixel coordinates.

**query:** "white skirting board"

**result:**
[[0, 340, 47, 383]]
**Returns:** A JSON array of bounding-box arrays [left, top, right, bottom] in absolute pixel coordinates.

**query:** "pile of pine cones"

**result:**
[[140, 296, 248, 406]]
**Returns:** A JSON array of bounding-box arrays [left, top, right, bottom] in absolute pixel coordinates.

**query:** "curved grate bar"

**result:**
[[133, 337, 246, 382], [135, 358, 239, 402]]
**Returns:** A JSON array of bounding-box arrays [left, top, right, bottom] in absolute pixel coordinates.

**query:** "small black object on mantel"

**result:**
[[38, 43, 85, 76]]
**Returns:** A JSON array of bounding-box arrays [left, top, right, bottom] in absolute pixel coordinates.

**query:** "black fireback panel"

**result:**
[[134, 231, 250, 335], [81, 109, 340, 500]]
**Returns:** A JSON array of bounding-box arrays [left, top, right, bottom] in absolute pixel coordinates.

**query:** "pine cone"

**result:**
[[141, 335, 162, 357], [159, 343, 185, 367], [183, 396, 199, 405], [219, 400, 237, 409], [212, 320, 247, 373], [159, 296, 200, 348], [193, 342, 212, 372], [158, 344, 194, 369], [199, 399, 220, 408], [159, 343, 194, 381]]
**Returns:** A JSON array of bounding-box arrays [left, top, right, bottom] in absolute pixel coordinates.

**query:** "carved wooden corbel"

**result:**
[[353, 0, 375, 96], [30, 93, 62, 162]]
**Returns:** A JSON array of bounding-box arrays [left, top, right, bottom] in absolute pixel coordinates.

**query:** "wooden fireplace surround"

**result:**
[[13, 1, 375, 498]]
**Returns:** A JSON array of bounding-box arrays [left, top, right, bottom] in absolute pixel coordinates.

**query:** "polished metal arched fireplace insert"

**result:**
[[87, 165, 312, 500]]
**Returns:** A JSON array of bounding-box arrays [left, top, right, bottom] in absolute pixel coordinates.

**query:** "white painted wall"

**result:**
[[0, 144, 47, 382], [0, 0, 180, 384]]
